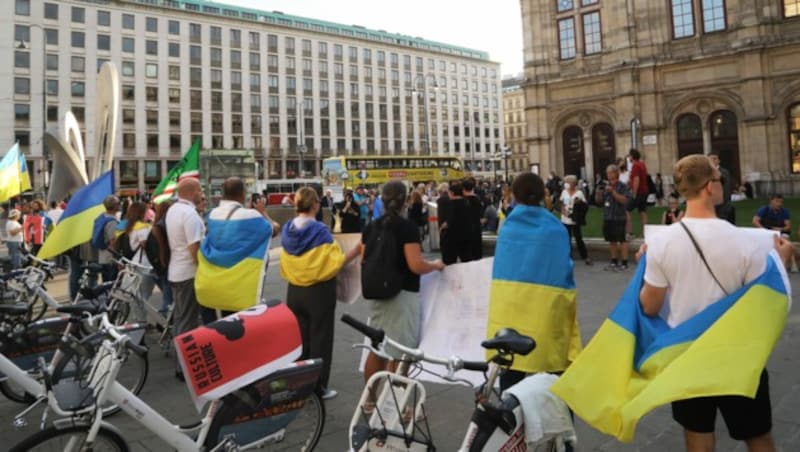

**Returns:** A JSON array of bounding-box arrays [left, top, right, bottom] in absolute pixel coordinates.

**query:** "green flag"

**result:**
[[152, 139, 200, 204]]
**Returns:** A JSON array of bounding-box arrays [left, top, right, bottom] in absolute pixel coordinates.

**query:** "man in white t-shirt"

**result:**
[[166, 177, 206, 378], [639, 154, 793, 452]]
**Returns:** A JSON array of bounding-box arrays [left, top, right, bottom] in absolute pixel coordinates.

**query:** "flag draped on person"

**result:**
[[550, 253, 790, 442], [0, 143, 32, 203], [486, 204, 582, 373], [152, 139, 200, 204], [195, 208, 273, 312], [37, 171, 115, 259]]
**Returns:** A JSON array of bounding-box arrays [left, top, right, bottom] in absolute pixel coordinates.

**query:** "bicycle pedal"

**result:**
[[13, 417, 27, 429]]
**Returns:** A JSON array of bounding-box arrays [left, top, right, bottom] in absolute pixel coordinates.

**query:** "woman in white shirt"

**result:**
[[5, 209, 24, 269], [560, 175, 591, 265], [120, 202, 155, 323]]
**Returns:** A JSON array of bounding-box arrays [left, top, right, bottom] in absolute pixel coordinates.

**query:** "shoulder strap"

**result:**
[[224, 205, 242, 221], [679, 222, 729, 296]]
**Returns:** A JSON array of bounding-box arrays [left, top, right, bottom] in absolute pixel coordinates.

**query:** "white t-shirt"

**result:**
[[5, 220, 23, 242], [560, 190, 586, 225], [129, 224, 152, 268], [644, 218, 766, 328], [47, 208, 63, 225], [166, 199, 205, 282]]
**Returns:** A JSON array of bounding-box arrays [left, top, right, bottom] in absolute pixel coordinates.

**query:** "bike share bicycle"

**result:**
[[341, 315, 576, 452], [10, 301, 326, 451]]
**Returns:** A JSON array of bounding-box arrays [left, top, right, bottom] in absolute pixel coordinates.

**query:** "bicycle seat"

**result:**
[[56, 301, 105, 317], [481, 328, 536, 356], [79, 282, 113, 300], [0, 303, 30, 316], [81, 263, 105, 273], [0, 270, 25, 282]]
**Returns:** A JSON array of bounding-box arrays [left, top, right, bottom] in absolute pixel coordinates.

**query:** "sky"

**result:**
[[220, 0, 524, 76]]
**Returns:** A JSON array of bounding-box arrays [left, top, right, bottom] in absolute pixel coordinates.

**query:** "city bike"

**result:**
[[341, 314, 576, 452], [10, 309, 326, 451]]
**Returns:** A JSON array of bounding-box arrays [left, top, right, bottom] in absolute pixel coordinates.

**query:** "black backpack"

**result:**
[[115, 231, 138, 260], [361, 217, 404, 300], [145, 218, 171, 277]]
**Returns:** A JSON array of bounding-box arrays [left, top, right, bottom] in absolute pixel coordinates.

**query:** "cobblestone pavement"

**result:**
[[1, 252, 798, 451]]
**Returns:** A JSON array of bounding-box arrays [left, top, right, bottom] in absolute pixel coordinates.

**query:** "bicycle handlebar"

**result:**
[[86, 313, 148, 356], [340, 314, 488, 373]]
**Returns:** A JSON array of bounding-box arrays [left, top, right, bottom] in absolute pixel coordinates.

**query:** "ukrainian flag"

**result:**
[[37, 171, 115, 259], [279, 220, 345, 287], [550, 253, 790, 442], [196, 212, 272, 312], [487, 204, 582, 373], [0, 143, 32, 202]]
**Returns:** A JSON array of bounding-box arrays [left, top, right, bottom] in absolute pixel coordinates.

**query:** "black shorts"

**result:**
[[627, 193, 648, 212], [671, 369, 771, 441], [603, 220, 626, 243]]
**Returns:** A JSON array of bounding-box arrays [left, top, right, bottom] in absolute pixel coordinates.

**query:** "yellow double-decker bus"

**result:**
[[322, 156, 465, 199]]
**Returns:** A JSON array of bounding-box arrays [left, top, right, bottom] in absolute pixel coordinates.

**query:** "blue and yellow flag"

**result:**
[[487, 204, 582, 373], [196, 208, 272, 312], [0, 143, 32, 202], [279, 220, 345, 287], [37, 171, 115, 259], [550, 253, 790, 442]]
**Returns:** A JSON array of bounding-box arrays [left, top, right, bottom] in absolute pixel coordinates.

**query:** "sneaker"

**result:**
[[321, 388, 338, 400], [604, 263, 618, 271], [585, 258, 593, 266], [618, 263, 629, 271]]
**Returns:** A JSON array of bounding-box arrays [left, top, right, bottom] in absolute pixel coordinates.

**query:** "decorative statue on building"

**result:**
[[46, 62, 119, 203]]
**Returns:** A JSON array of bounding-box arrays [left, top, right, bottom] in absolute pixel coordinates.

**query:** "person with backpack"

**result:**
[[145, 200, 173, 315], [360, 181, 445, 384], [115, 202, 155, 322], [280, 187, 361, 400], [91, 196, 121, 282]]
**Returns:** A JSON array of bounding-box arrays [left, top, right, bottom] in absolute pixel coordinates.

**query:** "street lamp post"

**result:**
[[412, 74, 437, 156], [503, 146, 511, 183], [18, 24, 48, 193]]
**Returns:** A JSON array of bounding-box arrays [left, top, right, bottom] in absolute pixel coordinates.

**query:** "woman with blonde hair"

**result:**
[[280, 187, 360, 400], [560, 175, 591, 265]]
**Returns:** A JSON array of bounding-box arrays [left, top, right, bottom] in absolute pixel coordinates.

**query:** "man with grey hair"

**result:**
[[595, 164, 631, 271], [92, 195, 120, 282]]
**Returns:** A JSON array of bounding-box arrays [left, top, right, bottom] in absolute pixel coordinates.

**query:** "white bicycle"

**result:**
[[341, 315, 576, 452], [10, 311, 326, 451]]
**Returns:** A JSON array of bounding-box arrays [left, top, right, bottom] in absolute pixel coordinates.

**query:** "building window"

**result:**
[[558, 18, 576, 59], [146, 40, 158, 56], [786, 0, 800, 17], [169, 65, 180, 81], [72, 31, 85, 48], [15, 131, 29, 147], [123, 134, 136, 150], [676, 113, 703, 158], [97, 34, 110, 51], [789, 104, 800, 172], [169, 42, 180, 58], [47, 105, 58, 121], [122, 109, 135, 124], [14, 104, 30, 122], [146, 87, 158, 102], [146, 17, 158, 33], [122, 37, 135, 53], [14, 51, 29, 68], [190, 23, 201, 42], [122, 61, 134, 77], [702, 0, 726, 32], [72, 56, 85, 73], [46, 79, 58, 95], [97, 10, 110, 26], [146, 63, 158, 78], [15, 0, 30, 16], [672, 0, 695, 38], [45, 29, 58, 45], [169, 20, 180, 35], [249, 31, 260, 50], [191, 46, 202, 65], [44, 2, 58, 19], [122, 85, 135, 101], [72, 81, 85, 97], [582, 12, 602, 54], [122, 14, 135, 30], [71, 6, 85, 23]]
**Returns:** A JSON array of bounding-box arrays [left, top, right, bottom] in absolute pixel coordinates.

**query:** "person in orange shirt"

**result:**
[[23, 200, 46, 256]]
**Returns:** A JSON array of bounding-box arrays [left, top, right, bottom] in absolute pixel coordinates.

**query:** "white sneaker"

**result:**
[[321, 388, 338, 400]]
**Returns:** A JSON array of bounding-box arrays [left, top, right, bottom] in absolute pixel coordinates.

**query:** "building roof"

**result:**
[[120, 0, 491, 61]]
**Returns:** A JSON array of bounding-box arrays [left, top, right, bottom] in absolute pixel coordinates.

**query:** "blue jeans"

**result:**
[[155, 274, 173, 313], [7, 242, 22, 269]]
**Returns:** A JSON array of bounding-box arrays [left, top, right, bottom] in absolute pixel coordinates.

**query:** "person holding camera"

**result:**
[[560, 175, 591, 265]]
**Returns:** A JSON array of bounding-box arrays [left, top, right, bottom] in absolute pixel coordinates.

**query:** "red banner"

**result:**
[[175, 303, 302, 411]]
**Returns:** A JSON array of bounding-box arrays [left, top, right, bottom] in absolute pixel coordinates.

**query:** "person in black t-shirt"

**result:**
[[462, 177, 484, 262], [360, 181, 445, 385], [440, 181, 472, 264]]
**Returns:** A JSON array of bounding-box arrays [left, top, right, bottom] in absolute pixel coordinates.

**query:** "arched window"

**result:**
[[709, 110, 740, 183], [562, 126, 585, 178], [790, 103, 800, 173], [676, 113, 703, 158]]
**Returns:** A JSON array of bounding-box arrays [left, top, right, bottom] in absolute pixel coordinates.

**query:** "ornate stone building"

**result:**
[[521, 0, 800, 193], [502, 76, 530, 177]]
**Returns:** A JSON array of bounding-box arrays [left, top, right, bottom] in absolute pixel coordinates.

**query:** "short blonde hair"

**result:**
[[673, 155, 714, 200], [564, 175, 578, 185], [294, 187, 319, 213]]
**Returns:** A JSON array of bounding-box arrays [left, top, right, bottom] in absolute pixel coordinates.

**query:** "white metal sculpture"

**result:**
[[91, 63, 119, 181]]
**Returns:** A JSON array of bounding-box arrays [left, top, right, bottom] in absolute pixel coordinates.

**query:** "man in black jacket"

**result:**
[[462, 177, 484, 262]]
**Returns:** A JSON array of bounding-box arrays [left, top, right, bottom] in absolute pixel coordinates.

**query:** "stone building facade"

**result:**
[[502, 77, 530, 177], [520, 0, 800, 194]]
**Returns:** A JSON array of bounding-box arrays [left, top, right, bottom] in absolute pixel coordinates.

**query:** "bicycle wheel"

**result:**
[[9, 424, 129, 452], [206, 390, 325, 451]]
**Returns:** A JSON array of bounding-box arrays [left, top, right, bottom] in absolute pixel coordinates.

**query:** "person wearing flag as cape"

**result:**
[[637, 155, 793, 451], [551, 155, 793, 450], [486, 172, 582, 390]]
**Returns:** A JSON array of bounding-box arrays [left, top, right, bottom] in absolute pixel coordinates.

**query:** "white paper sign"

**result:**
[[334, 233, 363, 304]]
